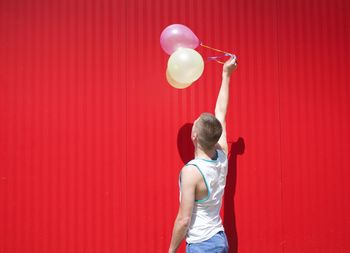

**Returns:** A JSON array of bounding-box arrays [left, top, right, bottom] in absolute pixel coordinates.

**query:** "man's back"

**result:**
[[183, 149, 228, 244]]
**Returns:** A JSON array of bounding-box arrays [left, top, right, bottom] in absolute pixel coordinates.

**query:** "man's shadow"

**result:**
[[177, 123, 195, 164], [177, 123, 245, 253], [224, 137, 245, 253]]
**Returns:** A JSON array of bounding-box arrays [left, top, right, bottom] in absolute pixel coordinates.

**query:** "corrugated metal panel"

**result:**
[[278, 0, 350, 252], [0, 0, 128, 252], [125, 0, 283, 252], [0, 0, 349, 253]]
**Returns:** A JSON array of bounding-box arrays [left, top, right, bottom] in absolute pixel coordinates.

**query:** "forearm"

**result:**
[[169, 216, 190, 253], [215, 74, 231, 121]]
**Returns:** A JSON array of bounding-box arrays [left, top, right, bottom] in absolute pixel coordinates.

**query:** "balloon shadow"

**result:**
[[177, 123, 194, 164], [224, 137, 245, 253]]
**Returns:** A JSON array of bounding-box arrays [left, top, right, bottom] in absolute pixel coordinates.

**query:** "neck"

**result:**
[[195, 147, 217, 160]]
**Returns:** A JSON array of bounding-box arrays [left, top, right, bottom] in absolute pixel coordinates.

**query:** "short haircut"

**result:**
[[195, 113, 223, 150]]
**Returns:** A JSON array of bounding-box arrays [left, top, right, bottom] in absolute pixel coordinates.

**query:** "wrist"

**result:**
[[222, 73, 231, 80]]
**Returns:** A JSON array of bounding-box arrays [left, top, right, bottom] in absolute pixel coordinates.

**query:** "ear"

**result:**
[[191, 131, 197, 141]]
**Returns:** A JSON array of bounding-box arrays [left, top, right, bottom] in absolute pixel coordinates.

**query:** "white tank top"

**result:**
[[179, 149, 228, 244]]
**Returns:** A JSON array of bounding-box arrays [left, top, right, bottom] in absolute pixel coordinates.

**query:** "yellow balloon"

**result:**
[[167, 48, 204, 84], [166, 69, 192, 89]]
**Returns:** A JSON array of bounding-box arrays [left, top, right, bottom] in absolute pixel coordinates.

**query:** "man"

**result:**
[[169, 56, 238, 253]]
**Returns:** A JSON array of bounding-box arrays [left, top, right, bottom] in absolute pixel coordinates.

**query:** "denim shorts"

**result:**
[[186, 231, 229, 253]]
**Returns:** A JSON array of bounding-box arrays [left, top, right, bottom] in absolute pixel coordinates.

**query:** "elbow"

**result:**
[[215, 110, 226, 121], [215, 106, 226, 116], [178, 216, 191, 228]]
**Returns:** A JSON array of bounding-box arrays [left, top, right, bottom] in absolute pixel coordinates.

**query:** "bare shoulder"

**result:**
[[181, 165, 202, 185]]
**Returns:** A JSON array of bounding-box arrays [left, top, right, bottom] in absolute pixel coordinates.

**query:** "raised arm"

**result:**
[[215, 56, 238, 154]]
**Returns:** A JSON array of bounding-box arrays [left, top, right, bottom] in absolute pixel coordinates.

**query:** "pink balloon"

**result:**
[[160, 24, 200, 55]]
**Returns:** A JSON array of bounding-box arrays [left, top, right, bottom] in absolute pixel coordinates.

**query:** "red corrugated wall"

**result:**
[[0, 0, 349, 252]]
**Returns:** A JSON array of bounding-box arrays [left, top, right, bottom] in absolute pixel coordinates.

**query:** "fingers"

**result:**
[[223, 55, 238, 75], [234, 59, 238, 66], [225, 55, 237, 66], [230, 55, 237, 65]]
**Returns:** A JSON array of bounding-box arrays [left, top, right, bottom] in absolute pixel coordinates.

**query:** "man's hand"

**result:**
[[223, 56, 238, 78]]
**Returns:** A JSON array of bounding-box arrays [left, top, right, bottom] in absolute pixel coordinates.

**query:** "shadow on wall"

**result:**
[[177, 123, 195, 164], [224, 137, 245, 253], [177, 123, 245, 253]]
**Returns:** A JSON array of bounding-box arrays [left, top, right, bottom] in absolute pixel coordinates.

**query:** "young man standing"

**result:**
[[169, 56, 238, 253]]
